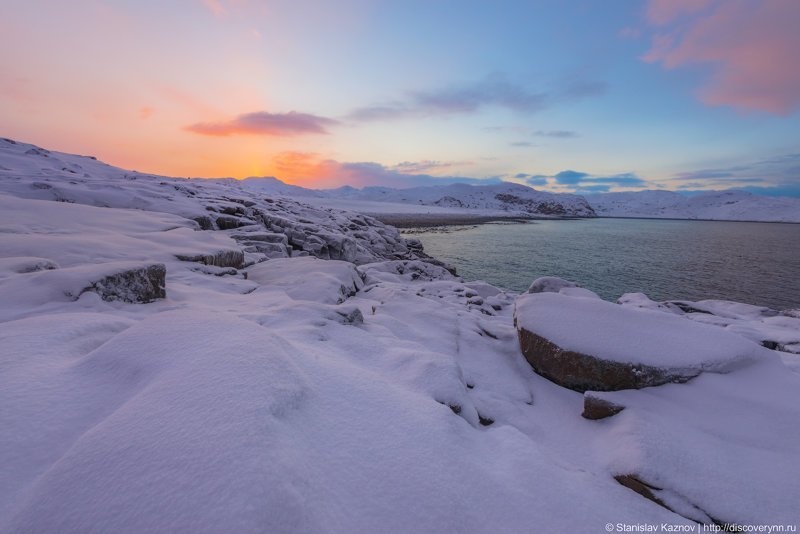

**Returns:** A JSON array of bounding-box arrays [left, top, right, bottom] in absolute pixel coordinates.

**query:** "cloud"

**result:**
[[553, 170, 591, 185], [542, 170, 648, 190], [515, 173, 549, 186], [411, 76, 547, 115], [534, 130, 579, 138], [643, 0, 800, 114], [484, 126, 579, 139], [349, 75, 605, 121], [672, 152, 800, 195], [269, 152, 505, 189], [388, 160, 470, 174], [185, 111, 339, 137], [510, 141, 536, 147]]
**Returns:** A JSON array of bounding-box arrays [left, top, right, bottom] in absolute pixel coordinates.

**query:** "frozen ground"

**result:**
[[1, 138, 799, 532]]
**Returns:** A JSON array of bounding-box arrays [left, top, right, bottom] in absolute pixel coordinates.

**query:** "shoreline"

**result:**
[[372, 212, 800, 228], [370, 213, 566, 227]]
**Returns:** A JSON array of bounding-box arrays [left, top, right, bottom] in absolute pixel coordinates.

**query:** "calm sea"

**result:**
[[407, 218, 800, 310]]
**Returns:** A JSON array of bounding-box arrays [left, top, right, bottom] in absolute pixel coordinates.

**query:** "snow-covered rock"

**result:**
[[0, 139, 433, 267], [526, 275, 577, 294], [247, 256, 364, 305], [618, 293, 800, 355], [514, 291, 769, 391]]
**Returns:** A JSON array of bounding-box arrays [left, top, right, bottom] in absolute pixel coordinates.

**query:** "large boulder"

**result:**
[[513, 292, 767, 392]]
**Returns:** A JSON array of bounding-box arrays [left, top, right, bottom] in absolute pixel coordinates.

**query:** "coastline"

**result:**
[[371, 212, 555, 227]]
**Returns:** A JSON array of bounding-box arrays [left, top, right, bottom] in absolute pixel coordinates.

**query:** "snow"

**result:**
[[1, 137, 799, 531], [247, 256, 364, 304], [514, 291, 770, 370], [318, 182, 597, 217], [591, 357, 800, 525], [587, 189, 800, 223], [617, 293, 800, 355]]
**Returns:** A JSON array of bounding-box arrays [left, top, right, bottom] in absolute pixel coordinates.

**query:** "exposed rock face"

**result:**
[[192, 216, 214, 230], [493, 193, 595, 217], [582, 393, 625, 419], [175, 250, 245, 268], [516, 327, 698, 392], [78, 263, 166, 303]]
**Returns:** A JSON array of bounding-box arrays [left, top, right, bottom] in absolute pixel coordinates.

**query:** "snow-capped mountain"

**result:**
[[322, 182, 597, 217], [587, 190, 800, 223]]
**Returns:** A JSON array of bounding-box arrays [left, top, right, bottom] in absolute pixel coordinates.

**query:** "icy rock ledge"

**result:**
[[513, 278, 768, 392]]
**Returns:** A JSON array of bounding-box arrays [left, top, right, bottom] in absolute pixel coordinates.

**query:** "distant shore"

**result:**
[[370, 213, 542, 227]]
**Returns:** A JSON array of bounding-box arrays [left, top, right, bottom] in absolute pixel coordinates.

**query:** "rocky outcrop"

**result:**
[[67, 263, 166, 303], [514, 290, 765, 393], [493, 193, 596, 217]]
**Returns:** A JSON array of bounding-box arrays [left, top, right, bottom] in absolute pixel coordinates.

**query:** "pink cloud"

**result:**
[[185, 111, 339, 137], [644, 0, 800, 115]]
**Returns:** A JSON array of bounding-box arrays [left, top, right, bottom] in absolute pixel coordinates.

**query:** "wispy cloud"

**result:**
[[535, 130, 578, 138], [348, 75, 605, 122], [670, 152, 800, 193], [484, 126, 579, 139], [510, 141, 537, 148], [388, 160, 471, 174], [185, 111, 339, 137], [642, 0, 800, 114]]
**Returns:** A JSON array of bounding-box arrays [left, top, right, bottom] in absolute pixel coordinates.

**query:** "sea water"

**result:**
[[408, 218, 800, 310]]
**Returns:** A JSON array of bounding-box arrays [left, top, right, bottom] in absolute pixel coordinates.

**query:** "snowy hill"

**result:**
[[210, 176, 325, 198], [323, 182, 597, 217], [1, 137, 800, 531], [588, 189, 800, 223]]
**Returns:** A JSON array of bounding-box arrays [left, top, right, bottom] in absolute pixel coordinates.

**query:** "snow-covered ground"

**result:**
[[1, 138, 800, 531], [587, 189, 800, 223]]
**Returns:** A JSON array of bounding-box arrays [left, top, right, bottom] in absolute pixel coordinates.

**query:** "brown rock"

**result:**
[[582, 393, 625, 420], [516, 327, 699, 392]]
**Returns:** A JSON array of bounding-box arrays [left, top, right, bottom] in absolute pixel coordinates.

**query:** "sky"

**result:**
[[1, 0, 799, 195]]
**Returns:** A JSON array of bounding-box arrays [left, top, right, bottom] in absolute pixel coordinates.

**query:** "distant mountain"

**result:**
[[587, 190, 800, 223], [322, 182, 597, 217]]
